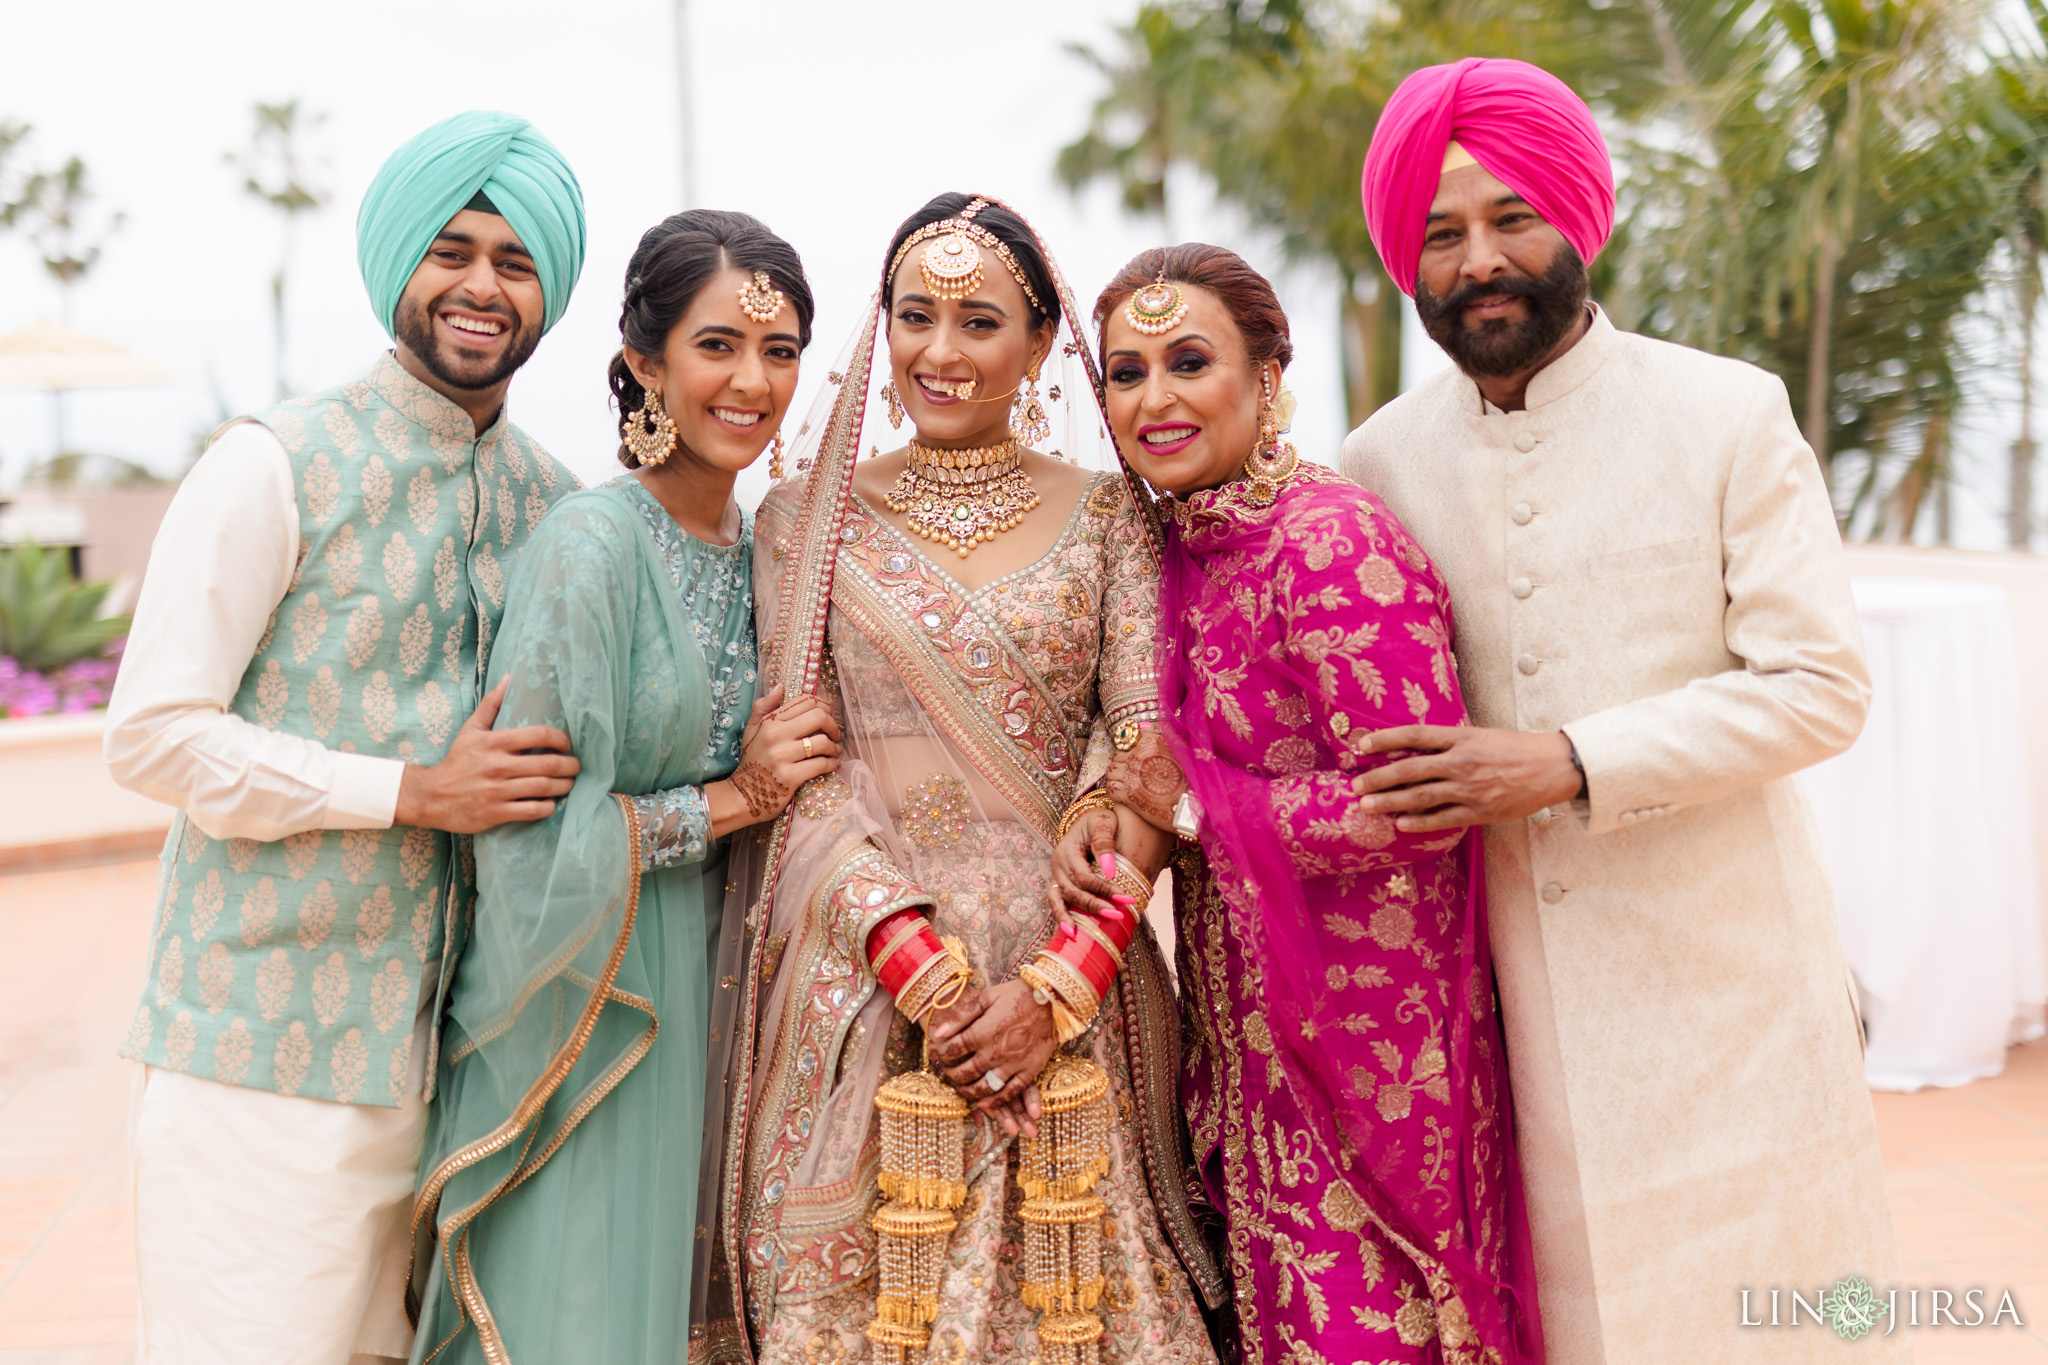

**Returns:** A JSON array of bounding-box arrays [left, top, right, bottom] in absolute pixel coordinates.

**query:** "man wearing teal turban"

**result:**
[[109, 112, 588, 1365]]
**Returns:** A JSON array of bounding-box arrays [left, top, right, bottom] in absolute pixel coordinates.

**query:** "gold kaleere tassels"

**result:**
[[866, 940, 973, 1365], [1018, 1055, 1114, 1365]]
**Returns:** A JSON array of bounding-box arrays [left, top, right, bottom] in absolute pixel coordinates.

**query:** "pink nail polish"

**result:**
[[1100, 853, 1116, 879]]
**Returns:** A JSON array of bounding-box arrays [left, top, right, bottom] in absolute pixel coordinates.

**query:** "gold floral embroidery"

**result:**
[[214, 1018, 255, 1084], [297, 881, 338, 951], [190, 870, 225, 938], [252, 660, 288, 729], [898, 773, 973, 849], [794, 774, 852, 821], [344, 595, 384, 669], [256, 949, 294, 1022], [197, 942, 234, 1014], [329, 1027, 369, 1102], [409, 889, 438, 963], [433, 537, 459, 609], [291, 591, 329, 664], [312, 951, 351, 1026], [303, 450, 339, 524], [273, 1021, 312, 1094], [308, 666, 342, 738], [408, 466, 439, 533], [383, 531, 417, 600], [164, 1011, 197, 1071], [398, 828, 434, 889], [326, 524, 364, 595], [370, 958, 409, 1034], [356, 886, 396, 958], [361, 671, 397, 745], [237, 877, 279, 949]]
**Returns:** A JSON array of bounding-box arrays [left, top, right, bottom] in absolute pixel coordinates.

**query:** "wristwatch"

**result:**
[[1171, 791, 1202, 841], [1567, 738, 1588, 800]]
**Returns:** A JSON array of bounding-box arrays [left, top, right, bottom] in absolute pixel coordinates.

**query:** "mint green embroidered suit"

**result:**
[[411, 477, 755, 1364], [121, 354, 577, 1106]]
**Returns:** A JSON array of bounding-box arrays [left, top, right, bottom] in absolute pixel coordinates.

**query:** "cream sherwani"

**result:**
[[1341, 308, 1906, 1363]]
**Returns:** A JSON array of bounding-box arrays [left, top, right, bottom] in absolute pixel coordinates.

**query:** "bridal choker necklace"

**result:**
[[885, 438, 1041, 557]]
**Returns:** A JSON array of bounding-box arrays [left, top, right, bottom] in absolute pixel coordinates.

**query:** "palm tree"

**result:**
[[1990, 0, 2048, 550], [0, 121, 35, 232], [23, 155, 122, 322], [1617, 0, 2023, 535], [1060, 0, 1663, 426], [229, 100, 328, 402]]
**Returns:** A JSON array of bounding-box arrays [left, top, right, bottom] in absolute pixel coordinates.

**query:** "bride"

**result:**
[[694, 194, 1226, 1364]]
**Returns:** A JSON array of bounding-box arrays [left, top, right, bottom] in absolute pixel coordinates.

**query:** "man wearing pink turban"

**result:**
[[1341, 58, 1907, 1365]]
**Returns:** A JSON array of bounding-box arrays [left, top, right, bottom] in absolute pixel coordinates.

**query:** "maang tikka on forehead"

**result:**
[[1125, 272, 1189, 335], [887, 198, 1046, 312], [738, 270, 785, 324]]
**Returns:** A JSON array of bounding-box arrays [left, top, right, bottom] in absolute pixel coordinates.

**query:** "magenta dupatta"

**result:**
[[1158, 466, 1540, 1361]]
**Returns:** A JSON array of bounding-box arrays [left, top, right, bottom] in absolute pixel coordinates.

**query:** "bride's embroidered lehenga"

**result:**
[[691, 208, 1224, 1365]]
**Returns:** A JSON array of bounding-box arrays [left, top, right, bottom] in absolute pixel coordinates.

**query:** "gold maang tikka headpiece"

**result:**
[[737, 270, 785, 323], [886, 198, 1045, 313], [1125, 272, 1188, 335]]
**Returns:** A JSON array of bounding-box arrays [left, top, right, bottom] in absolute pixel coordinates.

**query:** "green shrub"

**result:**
[[0, 540, 131, 672]]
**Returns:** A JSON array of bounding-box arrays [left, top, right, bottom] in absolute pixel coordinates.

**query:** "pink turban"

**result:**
[[1361, 57, 1614, 296]]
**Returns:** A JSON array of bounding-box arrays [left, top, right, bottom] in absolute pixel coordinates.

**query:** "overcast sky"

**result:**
[[0, 0, 1426, 512], [0, 0, 2030, 546]]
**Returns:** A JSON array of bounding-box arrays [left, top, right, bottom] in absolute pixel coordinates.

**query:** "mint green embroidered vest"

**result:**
[[121, 354, 579, 1106]]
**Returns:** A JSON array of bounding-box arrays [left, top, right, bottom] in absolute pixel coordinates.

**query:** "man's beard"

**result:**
[[1415, 245, 1588, 379], [393, 290, 540, 393]]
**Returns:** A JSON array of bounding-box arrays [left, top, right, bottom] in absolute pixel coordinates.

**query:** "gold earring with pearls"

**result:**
[[625, 389, 678, 467]]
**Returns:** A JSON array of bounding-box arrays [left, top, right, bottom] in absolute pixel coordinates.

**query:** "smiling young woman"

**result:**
[[408, 210, 843, 1365], [707, 195, 1226, 1365], [1087, 244, 1543, 1365]]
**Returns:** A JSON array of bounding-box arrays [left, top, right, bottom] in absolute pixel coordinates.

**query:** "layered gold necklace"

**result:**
[[885, 438, 1040, 557]]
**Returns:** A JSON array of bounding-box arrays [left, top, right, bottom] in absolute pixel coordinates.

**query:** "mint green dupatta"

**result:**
[[411, 484, 730, 1363]]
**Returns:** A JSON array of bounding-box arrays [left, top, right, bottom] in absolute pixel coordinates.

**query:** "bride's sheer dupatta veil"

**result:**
[[690, 196, 1195, 1360]]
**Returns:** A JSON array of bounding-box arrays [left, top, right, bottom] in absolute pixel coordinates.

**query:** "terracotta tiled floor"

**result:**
[[0, 857, 2042, 1361]]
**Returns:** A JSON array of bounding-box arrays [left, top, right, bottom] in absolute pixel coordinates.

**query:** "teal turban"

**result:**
[[356, 110, 586, 336]]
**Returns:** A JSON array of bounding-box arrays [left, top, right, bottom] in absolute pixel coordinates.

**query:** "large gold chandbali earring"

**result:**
[[1242, 372, 1299, 505], [1010, 361, 1050, 446], [624, 388, 678, 467], [882, 378, 905, 430]]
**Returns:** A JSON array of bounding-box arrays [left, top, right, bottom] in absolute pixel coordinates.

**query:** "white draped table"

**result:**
[[1801, 577, 2047, 1090]]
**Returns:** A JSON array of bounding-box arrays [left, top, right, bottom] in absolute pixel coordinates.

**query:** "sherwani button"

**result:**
[[1620, 811, 1637, 824], [1514, 432, 1537, 453], [1511, 503, 1534, 525], [1516, 654, 1540, 675], [1540, 883, 1565, 904], [1511, 577, 1533, 599], [1530, 808, 1553, 826]]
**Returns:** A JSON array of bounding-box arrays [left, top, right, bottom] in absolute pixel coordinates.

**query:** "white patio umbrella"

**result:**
[[0, 320, 196, 456]]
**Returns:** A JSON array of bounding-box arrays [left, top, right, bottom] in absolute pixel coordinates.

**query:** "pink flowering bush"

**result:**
[[0, 646, 121, 718], [0, 540, 131, 719]]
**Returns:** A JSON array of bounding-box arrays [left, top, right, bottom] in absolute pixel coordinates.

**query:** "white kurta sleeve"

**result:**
[[103, 422, 407, 841], [1560, 371, 1871, 836]]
